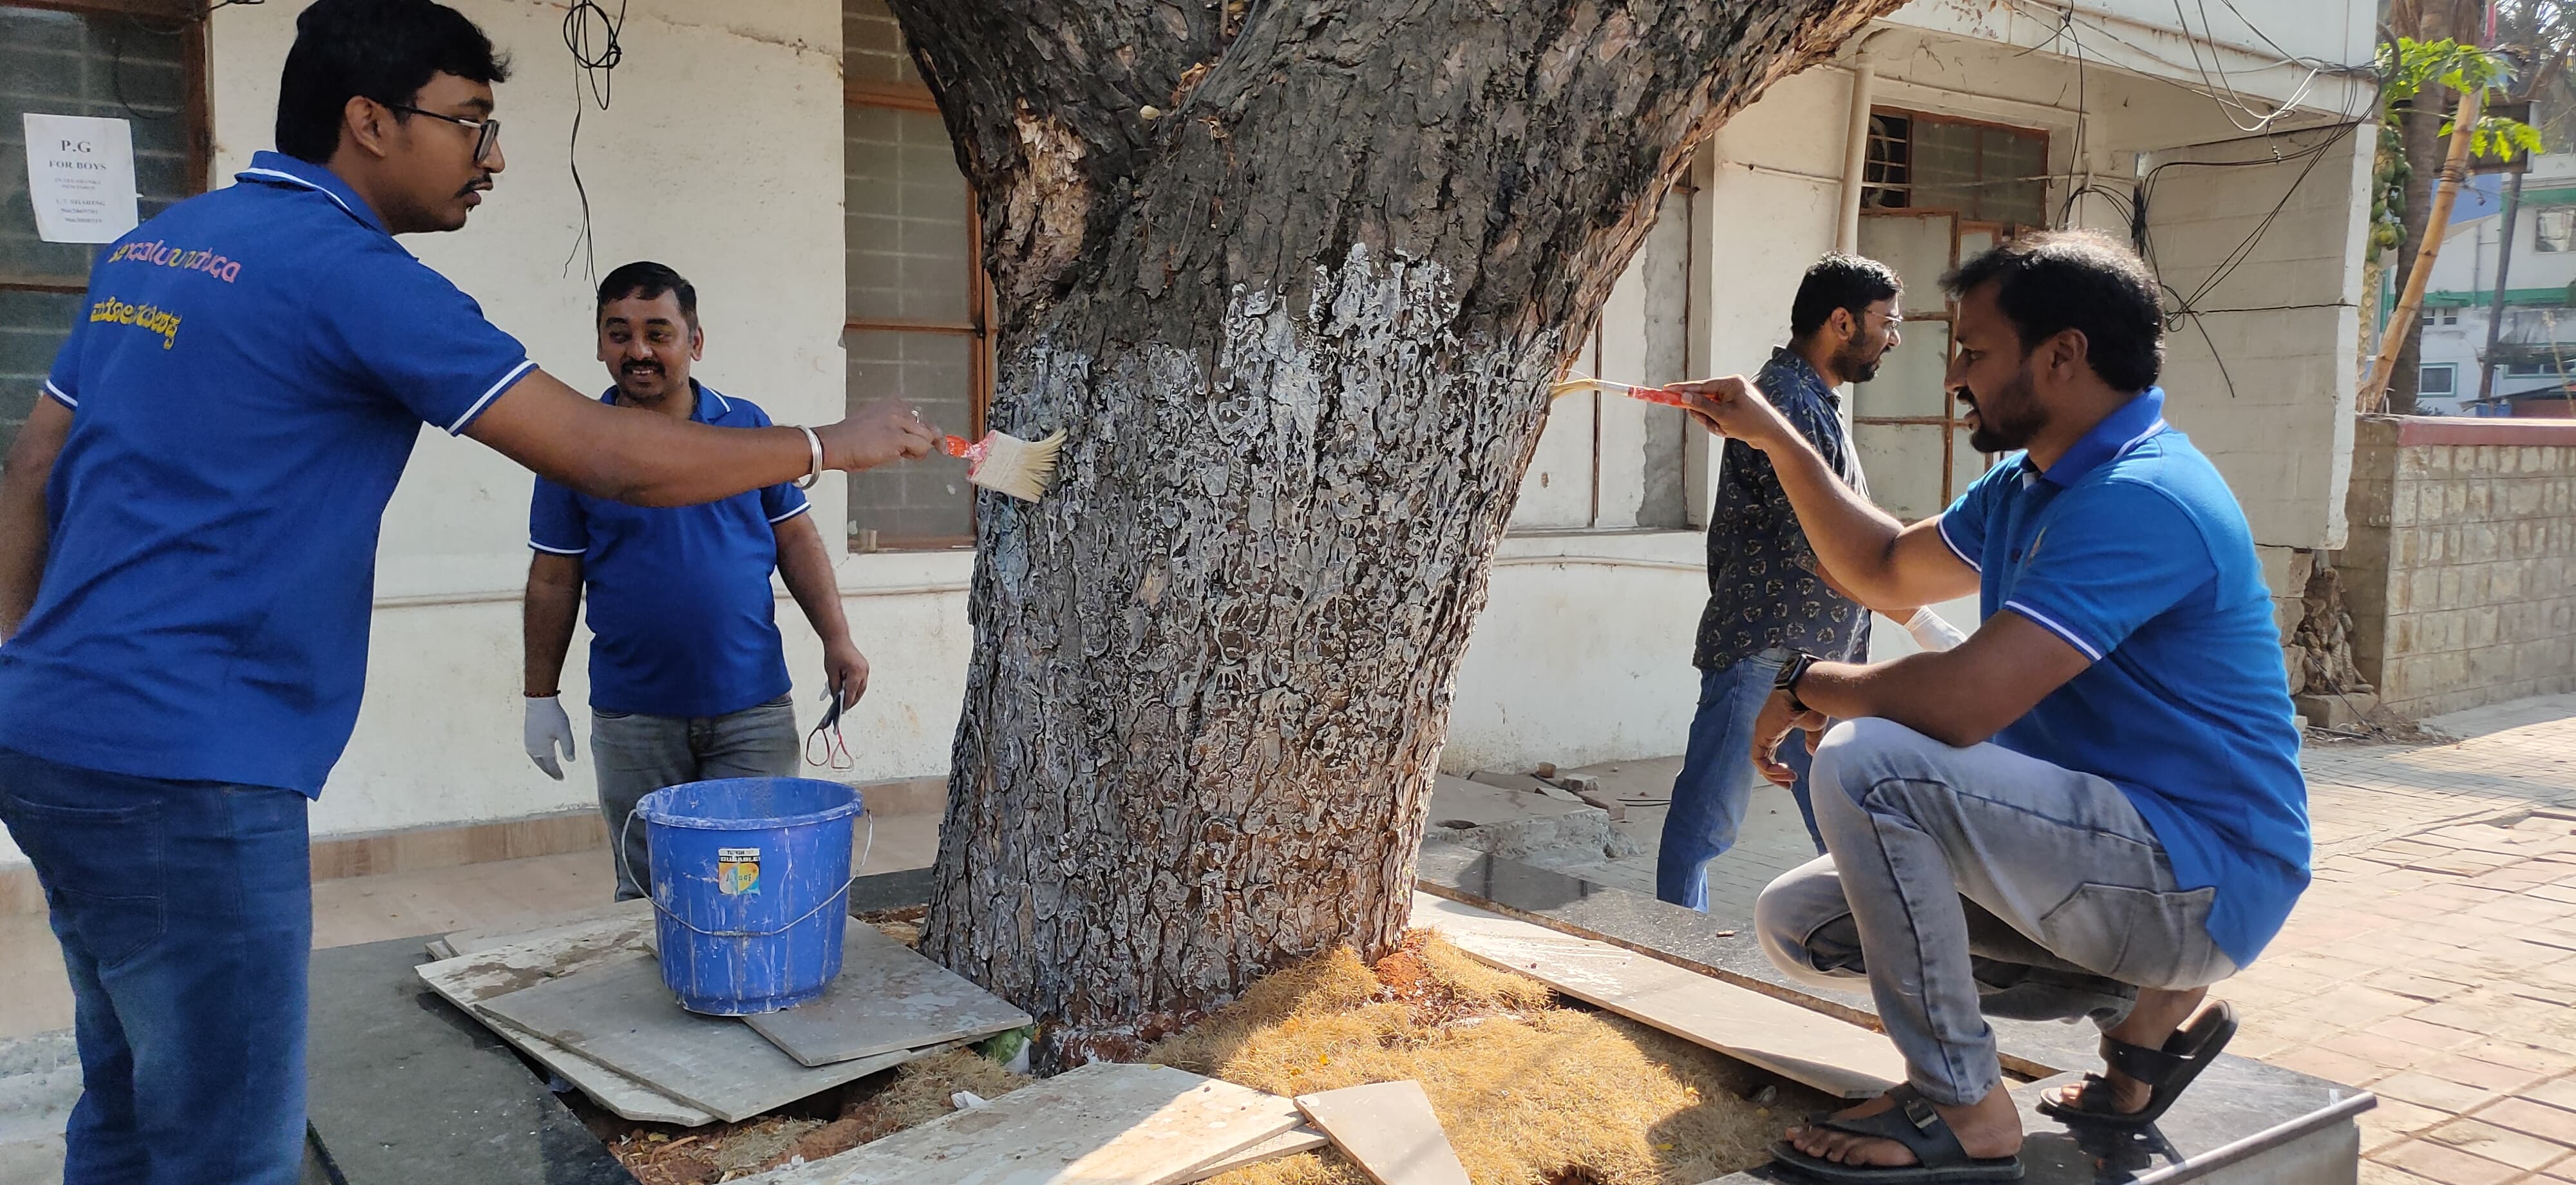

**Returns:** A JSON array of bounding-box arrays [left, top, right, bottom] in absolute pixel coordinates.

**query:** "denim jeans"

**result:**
[[591, 694, 800, 900], [1656, 650, 1821, 911], [1754, 719, 2239, 1107], [0, 748, 312, 1185]]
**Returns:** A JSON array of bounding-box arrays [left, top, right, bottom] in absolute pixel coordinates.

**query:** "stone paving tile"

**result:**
[[2422, 1117, 2571, 1171], [2472, 1096, 2576, 1146], [2526, 1078, 2576, 1113], [2363, 1097, 2463, 1155], [2377, 1070, 2512, 1115], [2378, 1137, 2532, 1185]]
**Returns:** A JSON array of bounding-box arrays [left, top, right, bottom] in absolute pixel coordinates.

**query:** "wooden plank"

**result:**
[[1175, 1127, 1330, 1183], [413, 911, 714, 1126], [744, 922, 1034, 1066], [439, 897, 655, 957], [1293, 1081, 1470, 1185], [1412, 893, 1902, 1100], [474, 946, 932, 1123], [750, 1062, 1302, 1185]]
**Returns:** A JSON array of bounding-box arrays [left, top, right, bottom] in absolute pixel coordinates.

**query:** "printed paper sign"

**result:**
[[23, 114, 138, 244], [717, 847, 761, 895]]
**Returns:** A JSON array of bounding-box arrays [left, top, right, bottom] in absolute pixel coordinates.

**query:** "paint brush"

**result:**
[[942, 430, 1065, 502], [1548, 376, 1701, 410]]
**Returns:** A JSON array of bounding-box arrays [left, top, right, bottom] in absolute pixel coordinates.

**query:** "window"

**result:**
[[2, 3, 205, 451], [1861, 110, 2049, 227], [2431, 308, 2459, 326], [2507, 361, 2564, 376], [2419, 364, 2456, 395], [842, 0, 987, 550], [2535, 209, 2576, 253], [1852, 112, 2050, 521]]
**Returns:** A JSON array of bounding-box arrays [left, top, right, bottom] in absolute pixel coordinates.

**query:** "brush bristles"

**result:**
[[965, 429, 1065, 502]]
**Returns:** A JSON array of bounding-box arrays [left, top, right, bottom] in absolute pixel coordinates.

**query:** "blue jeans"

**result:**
[[0, 748, 312, 1185], [1656, 650, 1822, 912]]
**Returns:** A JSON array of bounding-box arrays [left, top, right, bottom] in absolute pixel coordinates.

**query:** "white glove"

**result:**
[[524, 695, 576, 780], [1903, 607, 1969, 652]]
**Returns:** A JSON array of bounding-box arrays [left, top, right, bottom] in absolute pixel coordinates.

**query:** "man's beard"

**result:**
[[1835, 339, 1884, 384], [1964, 366, 2045, 453]]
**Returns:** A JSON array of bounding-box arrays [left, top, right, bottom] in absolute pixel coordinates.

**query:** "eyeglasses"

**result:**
[[385, 103, 502, 164]]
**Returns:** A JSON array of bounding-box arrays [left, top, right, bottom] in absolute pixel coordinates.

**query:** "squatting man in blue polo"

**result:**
[[1674, 231, 2309, 1184], [0, 1, 943, 1182], [523, 261, 872, 901]]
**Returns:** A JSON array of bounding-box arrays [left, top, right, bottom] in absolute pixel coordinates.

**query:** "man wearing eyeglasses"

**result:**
[[522, 261, 869, 902], [0, 1, 940, 1180], [1660, 254, 1922, 913]]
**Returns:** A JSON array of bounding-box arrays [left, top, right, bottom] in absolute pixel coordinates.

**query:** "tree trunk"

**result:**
[[888, 0, 1903, 1063], [2370, 84, 2485, 407], [2385, 100, 2443, 415]]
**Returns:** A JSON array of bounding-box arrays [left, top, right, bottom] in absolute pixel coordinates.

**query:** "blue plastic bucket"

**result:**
[[632, 777, 863, 1016]]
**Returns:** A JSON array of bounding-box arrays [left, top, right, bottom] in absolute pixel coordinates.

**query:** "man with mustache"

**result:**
[[1674, 231, 2307, 1183], [1660, 254, 1908, 912], [522, 261, 867, 900]]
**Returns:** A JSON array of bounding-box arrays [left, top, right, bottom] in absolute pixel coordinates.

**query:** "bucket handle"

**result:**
[[618, 808, 875, 940]]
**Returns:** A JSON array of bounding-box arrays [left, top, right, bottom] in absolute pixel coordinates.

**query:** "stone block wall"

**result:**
[[2341, 417, 2576, 719]]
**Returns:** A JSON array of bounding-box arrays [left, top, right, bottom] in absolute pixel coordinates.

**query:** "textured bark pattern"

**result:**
[[890, 0, 1906, 1061]]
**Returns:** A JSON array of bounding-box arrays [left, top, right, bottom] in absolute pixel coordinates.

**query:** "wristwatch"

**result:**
[[1774, 650, 1819, 713]]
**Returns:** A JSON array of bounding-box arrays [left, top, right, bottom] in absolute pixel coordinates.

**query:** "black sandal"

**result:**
[[2037, 1000, 2237, 1128], [1769, 1085, 2025, 1182]]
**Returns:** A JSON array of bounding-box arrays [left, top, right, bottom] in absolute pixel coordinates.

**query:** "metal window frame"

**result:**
[[842, 73, 990, 553], [1, 0, 212, 295]]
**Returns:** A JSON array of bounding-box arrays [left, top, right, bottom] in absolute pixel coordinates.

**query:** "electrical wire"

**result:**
[[560, 0, 627, 284]]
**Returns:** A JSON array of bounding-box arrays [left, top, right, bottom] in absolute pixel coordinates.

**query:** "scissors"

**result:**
[[805, 687, 853, 772]]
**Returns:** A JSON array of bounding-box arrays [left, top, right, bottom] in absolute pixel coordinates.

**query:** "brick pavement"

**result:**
[[2239, 694, 2576, 1185]]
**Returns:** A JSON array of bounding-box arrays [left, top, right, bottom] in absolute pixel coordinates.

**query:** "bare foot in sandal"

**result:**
[[1773, 1083, 2023, 1181], [2040, 988, 2237, 1126]]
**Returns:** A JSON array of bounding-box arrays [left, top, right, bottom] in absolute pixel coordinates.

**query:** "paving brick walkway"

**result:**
[[2238, 695, 2576, 1185]]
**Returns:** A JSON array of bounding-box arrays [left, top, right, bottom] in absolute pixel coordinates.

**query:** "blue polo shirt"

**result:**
[[0, 152, 533, 794], [1935, 388, 2309, 967], [531, 383, 805, 719]]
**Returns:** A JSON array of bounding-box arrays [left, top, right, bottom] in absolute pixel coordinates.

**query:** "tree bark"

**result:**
[[2370, 84, 2484, 407], [888, 0, 1904, 1062], [2385, 100, 2443, 415]]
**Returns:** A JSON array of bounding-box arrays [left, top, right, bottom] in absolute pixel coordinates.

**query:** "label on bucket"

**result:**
[[717, 847, 761, 895]]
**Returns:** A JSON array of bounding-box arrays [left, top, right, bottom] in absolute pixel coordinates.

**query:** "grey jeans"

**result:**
[[1754, 717, 2237, 1108], [591, 694, 800, 901]]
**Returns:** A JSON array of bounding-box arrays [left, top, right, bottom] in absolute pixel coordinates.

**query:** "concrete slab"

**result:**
[[1414, 844, 2104, 1079], [743, 921, 1031, 1067], [473, 944, 944, 1123], [749, 1062, 1303, 1185], [1709, 1056, 2369, 1183], [1417, 893, 1904, 1099], [1425, 776, 1640, 868], [307, 936, 635, 1185]]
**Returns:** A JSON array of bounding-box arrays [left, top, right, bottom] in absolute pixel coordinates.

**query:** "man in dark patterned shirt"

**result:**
[[1658, 254, 1908, 911]]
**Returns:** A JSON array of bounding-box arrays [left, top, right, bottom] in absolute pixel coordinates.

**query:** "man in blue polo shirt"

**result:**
[[522, 261, 869, 900], [1676, 231, 2307, 1182], [0, 3, 938, 1180]]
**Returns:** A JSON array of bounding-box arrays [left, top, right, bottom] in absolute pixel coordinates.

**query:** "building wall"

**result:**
[[2139, 125, 2372, 551], [2342, 418, 2576, 719]]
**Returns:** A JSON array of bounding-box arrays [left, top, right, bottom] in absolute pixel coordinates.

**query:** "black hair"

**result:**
[[1788, 254, 1903, 339], [597, 261, 699, 326], [275, 0, 511, 164], [1942, 231, 2165, 392]]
